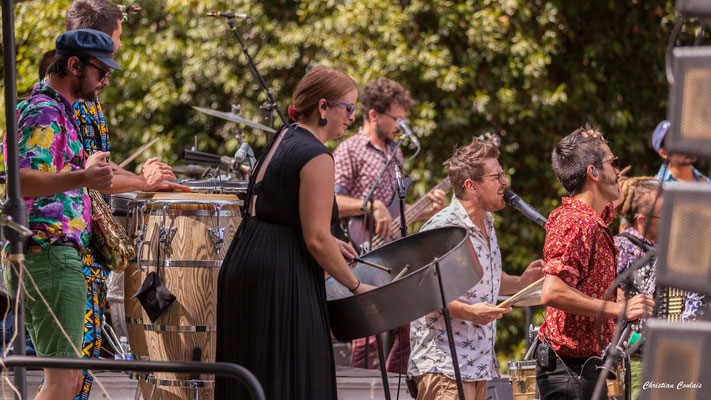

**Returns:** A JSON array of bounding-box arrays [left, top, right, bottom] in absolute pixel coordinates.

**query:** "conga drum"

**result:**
[[136, 193, 242, 400], [508, 360, 538, 400], [123, 197, 153, 398]]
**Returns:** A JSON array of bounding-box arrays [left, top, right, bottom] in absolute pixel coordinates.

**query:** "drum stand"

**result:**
[[432, 257, 467, 399]]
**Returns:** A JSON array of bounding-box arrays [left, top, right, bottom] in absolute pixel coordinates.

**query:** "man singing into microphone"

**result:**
[[536, 125, 654, 400], [408, 137, 543, 400], [333, 77, 446, 373]]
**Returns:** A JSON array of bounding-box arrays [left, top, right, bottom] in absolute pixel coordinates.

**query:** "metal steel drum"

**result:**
[[326, 226, 483, 341]]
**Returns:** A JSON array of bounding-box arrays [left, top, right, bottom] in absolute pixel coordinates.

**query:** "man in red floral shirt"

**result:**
[[536, 125, 655, 400]]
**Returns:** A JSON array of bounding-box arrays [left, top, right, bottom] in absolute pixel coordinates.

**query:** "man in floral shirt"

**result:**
[[3, 29, 118, 399], [536, 126, 655, 400], [408, 138, 543, 400]]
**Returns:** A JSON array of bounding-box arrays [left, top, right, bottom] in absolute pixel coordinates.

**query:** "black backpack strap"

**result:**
[[616, 231, 655, 254]]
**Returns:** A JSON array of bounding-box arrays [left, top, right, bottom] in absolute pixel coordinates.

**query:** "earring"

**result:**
[[318, 115, 328, 126]]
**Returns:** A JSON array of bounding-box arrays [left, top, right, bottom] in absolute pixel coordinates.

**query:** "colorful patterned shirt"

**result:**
[[539, 197, 617, 358], [5, 81, 91, 248], [75, 99, 110, 158], [614, 226, 655, 294], [74, 98, 111, 280], [333, 128, 403, 204], [408, 196, 502, 382]]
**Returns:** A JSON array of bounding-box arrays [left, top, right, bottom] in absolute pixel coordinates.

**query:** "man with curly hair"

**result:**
[[333, 78, 446, 373]]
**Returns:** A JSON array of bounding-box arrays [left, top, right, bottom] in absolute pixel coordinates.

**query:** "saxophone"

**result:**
[[88, 188, 135, 272]]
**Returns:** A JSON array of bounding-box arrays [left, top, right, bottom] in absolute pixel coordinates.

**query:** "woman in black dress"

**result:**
[[216, 66, 374, 399]]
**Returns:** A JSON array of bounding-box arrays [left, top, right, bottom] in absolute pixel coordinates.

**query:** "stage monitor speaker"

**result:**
[[655, 184, 711, 295], [666, 46, 711, 159], [676, 0, 711, 18], [640, 319, 711, 400]]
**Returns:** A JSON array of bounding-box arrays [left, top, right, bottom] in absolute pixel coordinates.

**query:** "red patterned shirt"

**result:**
[[539, 197, 618, 358], [333, 128, 403, 204]]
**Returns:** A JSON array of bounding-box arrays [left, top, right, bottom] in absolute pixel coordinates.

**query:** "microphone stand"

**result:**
[[395, 166, 407, 238], [359, 137, 404, 249], [358, 138, 403, 375], [225, 17, 287, 140]]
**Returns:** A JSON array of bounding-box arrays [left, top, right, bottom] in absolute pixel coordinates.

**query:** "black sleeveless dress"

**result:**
[[216, 125, 339, 399]]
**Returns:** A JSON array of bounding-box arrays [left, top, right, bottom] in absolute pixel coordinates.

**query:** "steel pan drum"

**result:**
[[326, 226, 482, 341]]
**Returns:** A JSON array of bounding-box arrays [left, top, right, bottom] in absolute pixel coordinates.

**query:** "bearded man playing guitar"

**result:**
[[333, 77, 447, 373]]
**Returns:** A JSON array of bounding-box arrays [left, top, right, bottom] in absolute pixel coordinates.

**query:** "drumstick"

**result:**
[[119, 137, 161, 168], [352, 257, 392, 273], [392, 265, 409, 281]]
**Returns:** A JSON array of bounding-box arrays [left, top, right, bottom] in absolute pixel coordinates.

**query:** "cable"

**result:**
[[0, 253, 113, 400]]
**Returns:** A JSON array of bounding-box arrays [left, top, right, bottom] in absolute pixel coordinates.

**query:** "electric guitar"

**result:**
[[347, 177, 451, 250]]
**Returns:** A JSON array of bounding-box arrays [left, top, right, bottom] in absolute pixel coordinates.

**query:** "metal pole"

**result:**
[[2, 1, 30, 399], [434, 257, 466, 399], [2, 356, 266, 400], [374, 333, 392, 400]]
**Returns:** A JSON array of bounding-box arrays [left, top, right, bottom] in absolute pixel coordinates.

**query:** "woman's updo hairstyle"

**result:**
[[289, 66, 356, 121]]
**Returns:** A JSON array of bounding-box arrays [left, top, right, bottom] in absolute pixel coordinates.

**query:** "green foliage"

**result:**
[[1, 0, 686, 370]]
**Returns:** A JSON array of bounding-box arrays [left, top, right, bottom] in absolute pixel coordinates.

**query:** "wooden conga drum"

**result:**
[[123, 198, 153, 398], [136, 193, 242, 400]]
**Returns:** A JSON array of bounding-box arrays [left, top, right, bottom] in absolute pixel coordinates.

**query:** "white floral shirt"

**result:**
[[408, 197, 502, 382]]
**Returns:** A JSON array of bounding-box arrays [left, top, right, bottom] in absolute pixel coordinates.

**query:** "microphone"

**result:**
[[233, 142, 252, 164], [207, 10, 250, 19], [503, 190, 547, 228], [397, 120, 420, 147]]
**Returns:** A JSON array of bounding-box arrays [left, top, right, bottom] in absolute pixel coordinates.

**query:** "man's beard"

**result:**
[[71, 69, 99, 101], [375, 121, 393, 143], [601, 172, 619, 199]]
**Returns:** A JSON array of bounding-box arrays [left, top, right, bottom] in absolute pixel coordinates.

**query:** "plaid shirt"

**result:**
[[333, 128, 403, 204], [539, 197, 618, 358]]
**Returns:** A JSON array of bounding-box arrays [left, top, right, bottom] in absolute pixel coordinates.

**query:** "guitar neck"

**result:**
[[371, 177, 452, 247]]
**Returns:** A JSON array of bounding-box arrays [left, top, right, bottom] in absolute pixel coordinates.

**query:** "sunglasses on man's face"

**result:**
[[600, 156, 620, 170], [84, 61, 112, 82]]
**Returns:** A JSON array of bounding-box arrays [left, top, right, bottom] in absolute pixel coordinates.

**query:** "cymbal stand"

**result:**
[[225, 17, 287, 141], [231, 104, 246, 144]]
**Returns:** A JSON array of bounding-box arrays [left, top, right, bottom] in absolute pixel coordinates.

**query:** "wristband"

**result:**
[[349, 280, 361, 293]]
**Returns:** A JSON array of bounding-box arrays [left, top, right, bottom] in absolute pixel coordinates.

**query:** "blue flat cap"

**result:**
[[652, 120, 671, 153], [56, 29, 121, 71]]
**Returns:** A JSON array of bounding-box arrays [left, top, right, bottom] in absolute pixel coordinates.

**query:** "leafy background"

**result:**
[[1, 0, 707, 371]]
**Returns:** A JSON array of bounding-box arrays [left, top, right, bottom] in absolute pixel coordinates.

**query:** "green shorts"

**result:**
[[4, 244, 87, 358]]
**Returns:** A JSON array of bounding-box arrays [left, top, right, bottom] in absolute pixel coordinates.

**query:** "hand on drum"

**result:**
[[336, 238, 359, 261], [466, 302, 511, 325], [140, 158, 192, 192]]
